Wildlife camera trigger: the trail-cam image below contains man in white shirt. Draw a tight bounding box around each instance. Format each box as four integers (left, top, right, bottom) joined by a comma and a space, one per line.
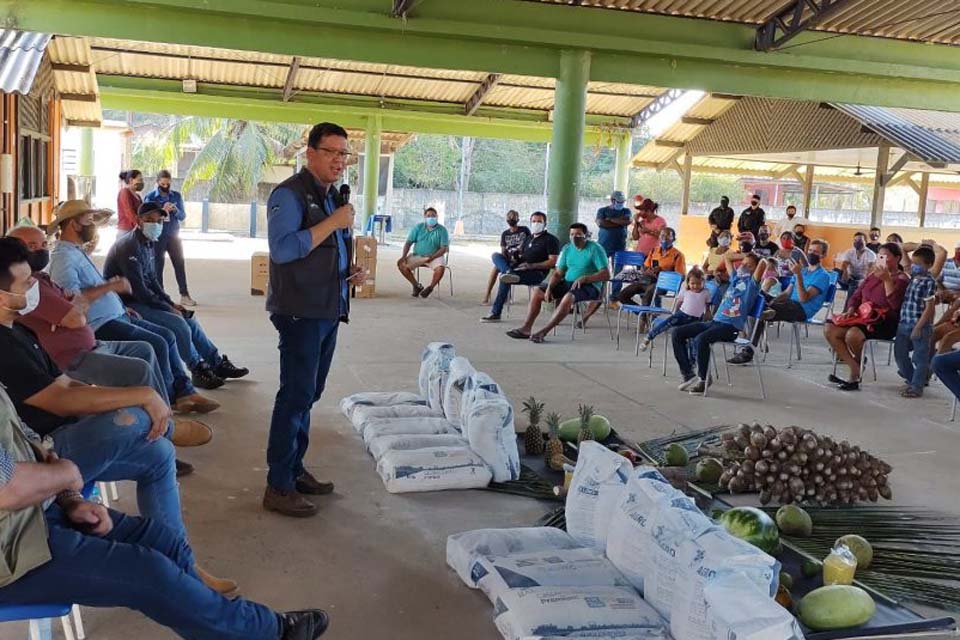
772, 205, 810, 239
837, 231, 876, 292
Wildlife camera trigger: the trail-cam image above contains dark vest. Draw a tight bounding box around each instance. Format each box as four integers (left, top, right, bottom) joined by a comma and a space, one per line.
266, 169, 352, 321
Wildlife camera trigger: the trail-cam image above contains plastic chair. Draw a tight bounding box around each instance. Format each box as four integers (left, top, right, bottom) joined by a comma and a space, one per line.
414, 253, 454, 296
784, 277, 840, 367
616, 270, 684, 355
831, 337, 894, 386
704, 294, 767, 399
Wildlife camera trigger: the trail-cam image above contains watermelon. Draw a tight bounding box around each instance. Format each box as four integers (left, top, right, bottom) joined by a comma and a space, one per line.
558, 414, 612, 442
717, 506, 781, 555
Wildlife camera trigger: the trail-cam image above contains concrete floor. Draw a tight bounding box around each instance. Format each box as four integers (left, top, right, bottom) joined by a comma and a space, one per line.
3, 233, 960, 639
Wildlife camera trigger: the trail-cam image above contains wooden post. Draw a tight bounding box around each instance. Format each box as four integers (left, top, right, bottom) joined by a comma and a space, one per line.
680, 151, 692, 215
918, 172, 930, 228
802, 164, 815, 216
870, 144, 890, 228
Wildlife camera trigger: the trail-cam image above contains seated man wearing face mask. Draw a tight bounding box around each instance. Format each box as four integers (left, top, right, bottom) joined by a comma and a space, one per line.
482, 211, 559, 322
727, 239, 833, 365
396, 207, 449, 299
103, 202, 249, 387
505, 223, 609, 343
752, 224, 779, 259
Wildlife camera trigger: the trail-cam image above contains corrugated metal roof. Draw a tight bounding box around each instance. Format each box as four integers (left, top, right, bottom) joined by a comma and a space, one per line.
632, 93, 740, 165
527, 0, 960, 46
47, 36, 102, 125
0, 30, 51, 95
832, 104, 960, 164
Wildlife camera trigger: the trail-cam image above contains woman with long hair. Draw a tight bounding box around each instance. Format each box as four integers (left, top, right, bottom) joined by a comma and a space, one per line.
117, 169, 144, 233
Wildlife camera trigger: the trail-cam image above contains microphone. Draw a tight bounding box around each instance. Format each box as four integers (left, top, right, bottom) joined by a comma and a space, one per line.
338, 184, 351, 206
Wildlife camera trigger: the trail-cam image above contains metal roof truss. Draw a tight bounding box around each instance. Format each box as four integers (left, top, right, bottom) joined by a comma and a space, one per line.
756, 0, 858, 51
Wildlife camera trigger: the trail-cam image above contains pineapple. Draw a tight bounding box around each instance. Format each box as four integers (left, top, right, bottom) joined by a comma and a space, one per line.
577, 404, 596, 446
522, 396, 546, 456
545, 412, 565, 470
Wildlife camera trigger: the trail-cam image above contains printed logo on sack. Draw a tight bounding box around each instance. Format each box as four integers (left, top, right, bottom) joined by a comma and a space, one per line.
584, 597, 605, 609
470, 563, 489, 583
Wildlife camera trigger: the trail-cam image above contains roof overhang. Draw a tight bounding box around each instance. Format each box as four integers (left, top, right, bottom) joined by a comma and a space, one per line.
0, 30, 51, 95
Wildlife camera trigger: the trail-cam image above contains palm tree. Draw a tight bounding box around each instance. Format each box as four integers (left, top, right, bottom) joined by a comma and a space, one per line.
130, 115, 307, 201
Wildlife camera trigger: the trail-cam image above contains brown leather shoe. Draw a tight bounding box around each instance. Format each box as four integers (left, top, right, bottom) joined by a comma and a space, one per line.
195, 565, 238, 595
170, 419, 213, 447
263, 487, 318, 518
296, 470, 335, 496
173, 393, 221, 414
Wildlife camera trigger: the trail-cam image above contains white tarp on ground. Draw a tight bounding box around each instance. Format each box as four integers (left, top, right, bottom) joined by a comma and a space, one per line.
376, 446, 492, 493
367, 433, 469, 462
493, 586, 666, 640
565, 442, 632, 550
447, 527, 583, 588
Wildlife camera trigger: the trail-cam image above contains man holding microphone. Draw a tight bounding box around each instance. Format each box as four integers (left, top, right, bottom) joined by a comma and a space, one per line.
264, 122, 365, 518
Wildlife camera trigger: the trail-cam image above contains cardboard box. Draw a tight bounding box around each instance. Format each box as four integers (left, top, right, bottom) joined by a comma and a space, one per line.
353, 236, 378, 299
251, 252, 269, 296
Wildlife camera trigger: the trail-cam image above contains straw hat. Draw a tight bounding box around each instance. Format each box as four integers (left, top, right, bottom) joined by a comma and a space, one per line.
47, 200, 113, 234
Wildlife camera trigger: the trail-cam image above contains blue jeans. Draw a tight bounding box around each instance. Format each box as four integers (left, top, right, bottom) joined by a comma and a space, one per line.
268, 315, 340, 491
133, 304, 220, 370
491, 252, 512, 274
66, 340, 168, 404
648, 310, 699, 341
155, 231, 190, 296
96, 316, 196, 400
895, 323, 933, 392
933, 350, 960, 400
0, 506, 280, 639
490, 270, 547, 316
51, 408, 184, 538
672, 321, 740, 381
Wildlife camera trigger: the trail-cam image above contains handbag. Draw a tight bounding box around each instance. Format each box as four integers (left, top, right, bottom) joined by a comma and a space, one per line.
831, 302, 888, 331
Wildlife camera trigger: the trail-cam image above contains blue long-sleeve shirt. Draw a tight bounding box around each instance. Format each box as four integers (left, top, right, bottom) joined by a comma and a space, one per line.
143, 187, 186, 237
103, 229, 174, 310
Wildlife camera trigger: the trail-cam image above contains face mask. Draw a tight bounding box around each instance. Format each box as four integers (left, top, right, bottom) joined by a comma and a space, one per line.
159, 185, 170, 194
570, 235, 586, 247
531, 222, 545, 234
870, 234, 880, 241
781, 238, 794, 250
806, 252, 821, 266
720, 199, 729, 207
853, 239, 865, 250
1, 280, 40, 316
718, 236, 731, 248
795, 230, 806, 238
786, 211, 796, 219
740, 243, 753, 253
425, 217, 438, 227
141, 221, 163, 241
612, 202, 625, 211
911, 264, 927, 276
660, 240, 673, 251
27, 249, 49, 272
738, 265, 752, 278
751, 202, 759, 209
134, 182, 144, 192
74, 221, 97, 244
506, 217, 519, 226
758, 232, 769, 242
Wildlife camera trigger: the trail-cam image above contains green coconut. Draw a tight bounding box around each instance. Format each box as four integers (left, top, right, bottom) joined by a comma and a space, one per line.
695, 457, 723, 483
836, 534, 873, 570
776, 504, 814, 537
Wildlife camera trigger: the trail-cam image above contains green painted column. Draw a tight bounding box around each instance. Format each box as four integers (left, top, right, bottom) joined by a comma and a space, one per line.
613, 131, 632, 195
547, 49, 591, 235
78, 127, 94, 176
363, 115, 382, 227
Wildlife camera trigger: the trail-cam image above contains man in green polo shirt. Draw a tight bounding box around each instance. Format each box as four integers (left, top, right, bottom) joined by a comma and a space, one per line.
506, 222, 610, 343
397, 207, 450, 299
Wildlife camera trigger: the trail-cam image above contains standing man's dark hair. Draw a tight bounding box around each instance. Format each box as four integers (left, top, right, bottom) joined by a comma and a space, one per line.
263, 121, 358, 524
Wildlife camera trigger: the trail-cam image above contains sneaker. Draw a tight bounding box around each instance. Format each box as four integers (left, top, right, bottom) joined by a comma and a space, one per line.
499, 273, 521, 285
688, 378, 709, 393
638, 338, 651, 352
173, 393, 220, 414
481, 314, 502, 323
281, 609, 330, 639
214, 354, 249, 380
411, 283, 424, 297
296, 470, 335, 496
170, 418, 213, 447
677, 376, 699, 391
727, 351, 754, 365
192, 366, 225, 390
263, 486, 319, 518
175, 459, 195, 478
180, 294, 198, 307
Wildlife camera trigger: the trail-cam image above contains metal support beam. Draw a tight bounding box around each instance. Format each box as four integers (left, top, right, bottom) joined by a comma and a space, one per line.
871, 144, 890, 228
802, 164, 815, 215
547, 49, 590, 236
630, 89, 683, 128
281, 56, 300, 102
918, 172, 930, 227
464, 73, 501, 116
614, 131, 632, 195
391, 0, 415, 19
363, 115, 381, 227
756, 0, 858, 52
680, 152, 693, 216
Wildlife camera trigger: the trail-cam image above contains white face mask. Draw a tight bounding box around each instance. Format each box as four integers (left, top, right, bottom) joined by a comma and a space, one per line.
530, 221, 545, 234
718, 236, 731, 248
1, 280, 39, 316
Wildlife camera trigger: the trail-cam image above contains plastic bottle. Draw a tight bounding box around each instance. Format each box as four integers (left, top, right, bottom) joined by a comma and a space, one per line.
823, 543, 858, 585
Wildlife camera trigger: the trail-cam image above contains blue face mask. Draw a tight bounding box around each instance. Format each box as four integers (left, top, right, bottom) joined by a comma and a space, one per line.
911, 263, 927, 276
612, 202, 625, 211
425, 217, 438, 227
141, 221, 163, 241
660, 240, 672, 251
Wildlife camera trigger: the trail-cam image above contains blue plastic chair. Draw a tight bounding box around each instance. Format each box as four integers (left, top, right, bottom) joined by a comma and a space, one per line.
704, 294, 767, 399
616, 270, 684, 355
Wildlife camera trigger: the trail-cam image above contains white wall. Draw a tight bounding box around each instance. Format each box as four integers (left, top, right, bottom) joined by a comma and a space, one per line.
60, 124, 127, 210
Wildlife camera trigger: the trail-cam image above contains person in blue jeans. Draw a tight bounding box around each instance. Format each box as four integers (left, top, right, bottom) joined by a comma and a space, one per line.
933, 350, 960, 404
482, 211, 560, 322
482, 210, 530, 305
103, 202, 249, 390
264, 122, 365, 518
672, 251, 765, 394
143, 169, 196, 307
895, 245, 941, 398
47, 201, 219, 410
639, 269, 710, 352
0, 389, 330, 639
